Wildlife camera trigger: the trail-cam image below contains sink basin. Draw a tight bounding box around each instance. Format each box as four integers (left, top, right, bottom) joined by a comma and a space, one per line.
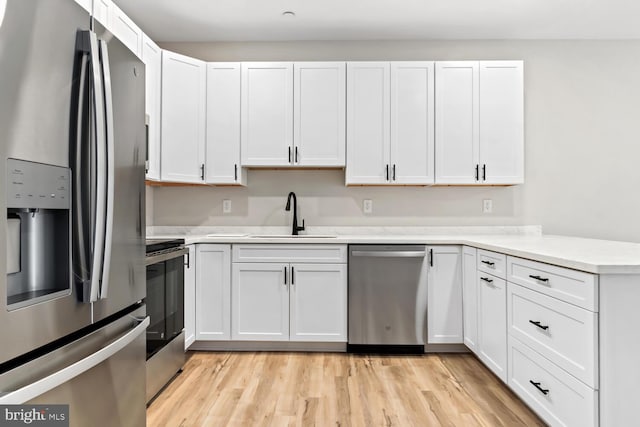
249, 234, 337, 239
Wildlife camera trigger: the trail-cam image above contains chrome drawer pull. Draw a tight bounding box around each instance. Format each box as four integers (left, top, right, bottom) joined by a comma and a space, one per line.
480, 277, 493, 283
481, 260, 495, 266
529, 274, 549, 282
529, 320, 550, 331
529, 380, 550, 395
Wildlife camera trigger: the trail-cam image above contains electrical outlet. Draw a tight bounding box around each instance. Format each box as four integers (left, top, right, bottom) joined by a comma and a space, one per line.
222, 199, 232, 214
363, 199, 373, 214
483, 199, 493, 214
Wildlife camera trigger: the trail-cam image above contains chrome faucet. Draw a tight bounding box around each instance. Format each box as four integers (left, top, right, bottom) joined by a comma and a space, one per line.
285, 192, 305, 236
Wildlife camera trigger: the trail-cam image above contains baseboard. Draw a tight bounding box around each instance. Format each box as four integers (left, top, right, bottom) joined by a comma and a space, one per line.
189, 341, 348, 352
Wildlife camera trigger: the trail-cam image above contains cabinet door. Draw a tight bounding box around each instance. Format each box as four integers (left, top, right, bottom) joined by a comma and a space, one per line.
478, 274, 507, 382
109, 3, 142, 57
195, 244, 231, 341
184, 245, 196, 349
435, 61, 480, 184
93, 0, 111, 27
232, 263, 289, 341
479, 61, 524, 184
346, 62, 391, 184
206, 63, 244, 185
161, 50, 206, 183
74, 0, 92, 13
427, 246, 463, 344
141, 35, 161, 181
241, 62, 293, 166
293, 62, 346, 167
390, 62, 435, 184
462, 246, 478, 352
289, 263, 347, 342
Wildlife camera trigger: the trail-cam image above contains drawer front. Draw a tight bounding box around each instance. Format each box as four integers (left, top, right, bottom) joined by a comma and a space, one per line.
507, 256, 598, 311
477, 249, 507, 279
508, 337, 597, 427
508, 283, 598, 388
233, 244, 347, 263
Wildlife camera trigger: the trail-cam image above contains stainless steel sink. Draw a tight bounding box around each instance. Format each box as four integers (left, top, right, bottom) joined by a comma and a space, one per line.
249, 234, 337, 238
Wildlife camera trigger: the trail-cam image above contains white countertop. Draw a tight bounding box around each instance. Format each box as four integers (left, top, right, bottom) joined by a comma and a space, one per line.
147, 226, 640, 275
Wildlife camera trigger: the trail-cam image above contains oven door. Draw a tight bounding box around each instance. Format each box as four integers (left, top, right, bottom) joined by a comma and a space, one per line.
145, 248, 187, 359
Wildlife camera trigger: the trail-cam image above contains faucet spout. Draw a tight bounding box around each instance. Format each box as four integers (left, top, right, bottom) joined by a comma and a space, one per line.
285, 192, 305, 235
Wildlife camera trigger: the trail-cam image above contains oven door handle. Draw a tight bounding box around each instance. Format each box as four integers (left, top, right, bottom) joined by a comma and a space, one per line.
0, 317, 149, 404
145, 247, 189, 266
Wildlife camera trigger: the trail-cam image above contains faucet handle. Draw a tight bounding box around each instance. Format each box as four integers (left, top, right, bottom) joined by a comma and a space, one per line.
299, 219, 305, 231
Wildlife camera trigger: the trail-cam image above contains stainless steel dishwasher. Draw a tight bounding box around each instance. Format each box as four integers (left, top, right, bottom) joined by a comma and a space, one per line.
348, 245, 428, 353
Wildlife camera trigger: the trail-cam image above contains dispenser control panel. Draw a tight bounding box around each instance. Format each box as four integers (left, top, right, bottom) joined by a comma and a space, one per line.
6, 158, 70, 209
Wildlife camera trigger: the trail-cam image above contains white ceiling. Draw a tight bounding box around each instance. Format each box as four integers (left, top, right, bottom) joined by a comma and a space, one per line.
115, 0, 640, 42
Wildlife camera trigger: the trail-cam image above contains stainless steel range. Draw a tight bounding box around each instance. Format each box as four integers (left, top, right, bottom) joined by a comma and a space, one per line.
145, 238, 188, 403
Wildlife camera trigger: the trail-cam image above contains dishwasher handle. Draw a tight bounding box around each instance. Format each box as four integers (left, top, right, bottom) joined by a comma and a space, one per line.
351, 250, 426, 258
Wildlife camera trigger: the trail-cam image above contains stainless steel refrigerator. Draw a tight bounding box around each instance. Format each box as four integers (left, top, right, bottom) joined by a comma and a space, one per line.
0, 0, 147, 425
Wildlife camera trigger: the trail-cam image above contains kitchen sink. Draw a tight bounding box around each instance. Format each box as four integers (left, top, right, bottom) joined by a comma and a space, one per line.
249, 234, 337, 238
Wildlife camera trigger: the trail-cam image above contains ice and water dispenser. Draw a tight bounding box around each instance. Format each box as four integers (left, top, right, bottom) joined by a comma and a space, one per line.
6, 158, 71, 309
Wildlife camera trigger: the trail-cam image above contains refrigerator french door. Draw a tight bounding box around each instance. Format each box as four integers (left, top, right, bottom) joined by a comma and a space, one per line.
0, 0, 147, 423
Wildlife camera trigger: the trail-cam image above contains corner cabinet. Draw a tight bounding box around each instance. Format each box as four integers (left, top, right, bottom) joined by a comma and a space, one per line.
160, 50, 207, 183
231, 245, 348, 342
427, 246, 463, 344
205, 63, 246, 185
346, 61, 435, 185
435, 61, 523, 185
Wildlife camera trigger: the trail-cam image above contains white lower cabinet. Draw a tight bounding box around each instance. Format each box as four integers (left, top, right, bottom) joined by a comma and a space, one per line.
231, 245, 348, 342
231, 262, 290, 341
427, 246, 463, 344
289, 263, 347, 342
184, 245, 196, 349
195, 245, 231, 341
508, 336, 597, 427
462, 246, 478, 352
477, 273, 507, 382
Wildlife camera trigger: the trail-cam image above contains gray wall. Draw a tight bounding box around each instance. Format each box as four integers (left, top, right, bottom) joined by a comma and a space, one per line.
151, 40, 640, 243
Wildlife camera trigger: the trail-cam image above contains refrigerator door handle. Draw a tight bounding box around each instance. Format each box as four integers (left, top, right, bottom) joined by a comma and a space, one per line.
0, 317, 150, 404
99, 39, 115, 300
87, 30, 107, 304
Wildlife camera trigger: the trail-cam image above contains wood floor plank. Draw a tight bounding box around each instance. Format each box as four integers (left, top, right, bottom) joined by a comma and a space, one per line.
147, 352, 544, 427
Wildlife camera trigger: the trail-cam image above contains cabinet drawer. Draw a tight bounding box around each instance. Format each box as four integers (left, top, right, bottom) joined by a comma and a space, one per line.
508, 337, 597, 427
477, 249, 506, 279
507, 256, 598, 311
508, 283, 598, 388
232, 244, 347, 263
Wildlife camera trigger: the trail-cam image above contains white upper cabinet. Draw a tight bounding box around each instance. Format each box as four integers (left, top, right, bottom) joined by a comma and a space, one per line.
74, 0, 91, 13
93, 0, 111, 27
241, 62, 293, 166
479, 61, 524, 184
141, 35, 161, 181
435, 60, 524, 185
346, 62, 391, 184
293, 62, 346, 167
160, 50, 207, 183
427, 246, 463, 344
435, 61, 480, 184
109, 3, 142, 57
206, 63, 245, 185
347, 62, 434, 185
390, 62, 435, 184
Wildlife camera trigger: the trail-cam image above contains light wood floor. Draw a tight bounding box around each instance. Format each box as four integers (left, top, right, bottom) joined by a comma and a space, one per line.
147, 351, 544, 427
